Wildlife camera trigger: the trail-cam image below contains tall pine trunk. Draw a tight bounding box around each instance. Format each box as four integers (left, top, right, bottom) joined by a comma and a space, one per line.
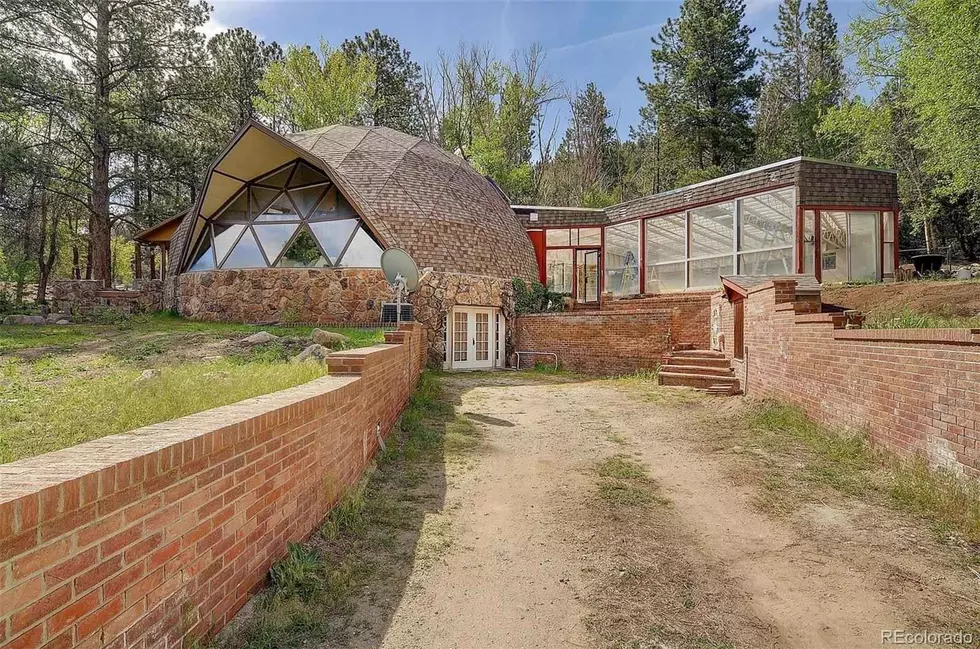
89, 0, 112, 287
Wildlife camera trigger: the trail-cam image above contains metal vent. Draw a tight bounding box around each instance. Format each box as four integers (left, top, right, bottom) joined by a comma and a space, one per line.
380, 302, 414, 324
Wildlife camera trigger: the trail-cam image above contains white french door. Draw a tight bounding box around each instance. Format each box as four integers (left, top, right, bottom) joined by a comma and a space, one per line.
449, 307, 498, 370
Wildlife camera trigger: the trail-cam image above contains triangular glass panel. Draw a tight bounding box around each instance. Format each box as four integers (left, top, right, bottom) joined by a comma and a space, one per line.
309, 219, 358, 261
254, 193, 300, 222
250, 186, 279, 218
220, 227, 266, 268
309, 188, 358, 221
256, 165, 293, 188
278, 228, 329, 268
188, 231, 215, 271
254, 223, 299, 264
289, 186, 327, 219
336, 226, 383, 268
287, 162, 328, 188
213, 190, 248, 223
213, 223, 245, 266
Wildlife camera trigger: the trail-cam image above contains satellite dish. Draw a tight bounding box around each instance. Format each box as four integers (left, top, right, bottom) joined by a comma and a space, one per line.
380, 248, 420, 325
381, 248, 420, 292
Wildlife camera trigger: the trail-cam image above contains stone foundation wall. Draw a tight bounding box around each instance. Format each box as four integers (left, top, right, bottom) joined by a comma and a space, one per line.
52, 280, 165, 317
409, 272, 516, 366
177, 269, 393, 325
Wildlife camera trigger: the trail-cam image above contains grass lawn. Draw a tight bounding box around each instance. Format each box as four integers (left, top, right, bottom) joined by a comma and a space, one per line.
0, 313, 385, 464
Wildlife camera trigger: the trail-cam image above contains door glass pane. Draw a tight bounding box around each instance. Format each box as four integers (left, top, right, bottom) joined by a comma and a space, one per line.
804, 210, 815, 276
309, 219, 358, 261
546, 249, 573, 293
576, 249, 599, 303
647, 262, 686, 292
254, 224, 299, 264
214, 190, 249, 223
739, 248, 794, 275
690, 202, 734, 258
821, 211, 848, 282
337, 226, 383, 267
278, 228, 328, 267
221, 228, 266, 268
848, 212, 879, 281
689, 255, 733, 289
604, 220, 640, 297
546, 229, 570, 247
453, 311, 468, 362
213, 223, 245, 266
476, 312, 489, 361
254, 193, 300, 222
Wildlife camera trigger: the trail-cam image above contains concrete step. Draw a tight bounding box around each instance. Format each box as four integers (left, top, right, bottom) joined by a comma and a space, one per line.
705, 383, 742, 396
659, 371, 739, 391
661, 355, 732, 369
658, 364, 734, 377
673, 342, 697, 351
669, 349, 727, 359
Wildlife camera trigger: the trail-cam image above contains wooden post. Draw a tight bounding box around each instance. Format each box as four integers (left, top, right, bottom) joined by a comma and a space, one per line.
134, 242, 143, 280
161, 246, 168, 281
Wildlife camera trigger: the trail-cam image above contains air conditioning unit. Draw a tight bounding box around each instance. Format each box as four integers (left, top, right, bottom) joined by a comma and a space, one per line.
380, 302, 414, 324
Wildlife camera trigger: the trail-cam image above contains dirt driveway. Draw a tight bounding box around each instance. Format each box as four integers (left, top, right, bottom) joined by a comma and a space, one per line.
365, 373, 978, 649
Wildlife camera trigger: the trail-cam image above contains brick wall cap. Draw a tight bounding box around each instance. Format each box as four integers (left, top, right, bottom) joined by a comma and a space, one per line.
834, 328, 980, 345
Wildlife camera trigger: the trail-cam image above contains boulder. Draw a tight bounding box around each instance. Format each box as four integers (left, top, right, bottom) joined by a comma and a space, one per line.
46, 313, 68, 323
311, 328, 350, 348
55, 319, 71, 325
291, 343, 330, 363
135, 369, 160, 382
241, 331, 279, 346
2, 315, 46, 326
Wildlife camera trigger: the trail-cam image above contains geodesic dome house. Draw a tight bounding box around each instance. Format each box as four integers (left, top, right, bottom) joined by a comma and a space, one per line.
161, 120, 537, 369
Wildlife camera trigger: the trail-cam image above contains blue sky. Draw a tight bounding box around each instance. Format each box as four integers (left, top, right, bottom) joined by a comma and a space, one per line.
207, 0, 874, 139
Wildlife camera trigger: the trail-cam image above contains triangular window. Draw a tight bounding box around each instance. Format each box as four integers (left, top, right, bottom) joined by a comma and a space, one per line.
278, 228, 328, 267
290, 186, 327, 219
254, 223, 299, 264
336, 226, 383, 268
221, 228, 266, 268
213, 190, 248, 223
250, 186, 279, 218
256, 165, 293, 188
213, 223, 245, 266
309, 219, 358, 261
254, 193, 299, 222
189, 230, 215, 271
288, 162, 328, 188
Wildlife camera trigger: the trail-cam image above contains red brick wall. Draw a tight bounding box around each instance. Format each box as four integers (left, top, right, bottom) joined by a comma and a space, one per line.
712, 282, 980, 478
598, 292, 713, 350
0, 323, 426, 649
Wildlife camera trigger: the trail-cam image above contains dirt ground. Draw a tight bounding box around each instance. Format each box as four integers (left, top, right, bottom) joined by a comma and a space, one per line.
350, 373, 979, 649
822, 279, 980, 318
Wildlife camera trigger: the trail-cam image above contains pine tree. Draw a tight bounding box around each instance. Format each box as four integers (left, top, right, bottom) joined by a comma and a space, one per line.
548, 83, 618, 205
757, 0, 843, 160
639, 0, 760, 176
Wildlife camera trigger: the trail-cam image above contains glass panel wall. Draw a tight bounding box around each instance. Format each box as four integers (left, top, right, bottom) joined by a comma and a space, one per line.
645, 214, 686, 292
604, 220, 640, 297
820, 211, 849, 282
882, 211, 896, 276
689, 202, 734, 289
188, 160, 383, 270
738, 188, 794, 275
848, 212, 879, 281
546, 249, 573, 293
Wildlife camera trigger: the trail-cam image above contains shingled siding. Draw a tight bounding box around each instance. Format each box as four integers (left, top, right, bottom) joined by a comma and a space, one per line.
513, 293, 711, 375
0, 324, 426, 649
712, 282, 979, 479
798, 160, 899, 208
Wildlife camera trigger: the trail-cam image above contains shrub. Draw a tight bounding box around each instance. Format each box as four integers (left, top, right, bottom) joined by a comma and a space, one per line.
512, 278, 565, 314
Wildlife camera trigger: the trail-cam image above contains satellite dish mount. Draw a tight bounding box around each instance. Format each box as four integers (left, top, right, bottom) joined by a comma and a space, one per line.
380, 248, 420, 325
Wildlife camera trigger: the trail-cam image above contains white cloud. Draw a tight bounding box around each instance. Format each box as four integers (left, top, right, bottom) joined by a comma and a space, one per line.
199, 16, 229, 40
547, 23, 660, 56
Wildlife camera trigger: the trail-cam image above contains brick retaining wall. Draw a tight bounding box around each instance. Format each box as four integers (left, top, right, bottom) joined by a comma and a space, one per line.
712, 281, 980, 478
513, 293, 711, 375
0, 323, 425, 649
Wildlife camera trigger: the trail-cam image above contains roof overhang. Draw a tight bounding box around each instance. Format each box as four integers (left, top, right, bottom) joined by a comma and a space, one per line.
135, 210, 188, 246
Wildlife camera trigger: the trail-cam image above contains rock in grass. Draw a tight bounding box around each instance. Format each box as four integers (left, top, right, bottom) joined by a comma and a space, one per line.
55, 320, 71, 325
311, 328, 349, 348
135, 369, 160, 382
292, 343, 330, 363
241, 331, 279, 346
3, 315, 46, 325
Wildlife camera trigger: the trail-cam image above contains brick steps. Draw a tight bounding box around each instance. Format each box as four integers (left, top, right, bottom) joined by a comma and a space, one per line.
659, 346, 740, 395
